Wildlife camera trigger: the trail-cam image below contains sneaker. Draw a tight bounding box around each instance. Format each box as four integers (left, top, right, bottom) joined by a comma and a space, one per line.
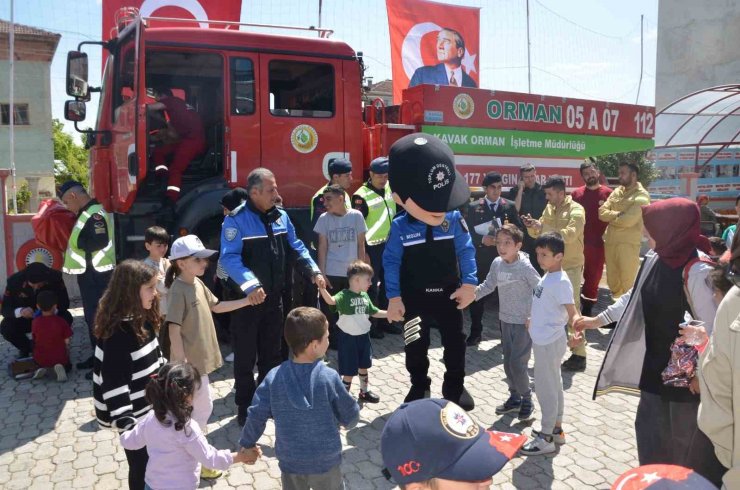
517, 398, 535, 420
358, 390, 380, 403
54, 364, 67, 382
76, 356, 94, 370
32, 368, 47, 380
495, 396, 522, 415
200, 467, 223, 480
225, 352, 234, 362
552, 427, 566, 445
519, 431, 556, 456
561, 354, 586, 372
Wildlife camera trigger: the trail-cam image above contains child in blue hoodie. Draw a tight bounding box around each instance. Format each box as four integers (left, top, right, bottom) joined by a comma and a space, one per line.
239, 307, 360, 490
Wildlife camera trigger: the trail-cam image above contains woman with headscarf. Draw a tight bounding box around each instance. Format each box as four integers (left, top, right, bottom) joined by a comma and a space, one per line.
576, 197, 726, 486
698, 232, 740, 489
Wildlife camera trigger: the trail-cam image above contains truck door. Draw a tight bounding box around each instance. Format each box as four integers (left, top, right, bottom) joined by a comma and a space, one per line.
226, 55, 261, 187
108, 20, 145, 211
259, 55, 346, 206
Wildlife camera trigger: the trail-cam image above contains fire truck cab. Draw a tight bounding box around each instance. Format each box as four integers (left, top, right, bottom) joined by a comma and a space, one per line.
65, 15, 364, 258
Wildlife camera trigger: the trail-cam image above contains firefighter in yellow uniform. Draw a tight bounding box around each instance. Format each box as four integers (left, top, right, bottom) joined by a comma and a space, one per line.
59, 180, 116, 378
524, 176, 586, 371
352, 157, 398, 338
598, 162, 650, 299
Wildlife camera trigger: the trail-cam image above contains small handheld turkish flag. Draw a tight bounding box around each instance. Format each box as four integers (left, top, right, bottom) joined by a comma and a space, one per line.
386, 0, 480, 103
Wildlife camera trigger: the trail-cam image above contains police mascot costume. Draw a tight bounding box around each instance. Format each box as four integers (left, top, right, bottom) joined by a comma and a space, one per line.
383, 133, 477, 410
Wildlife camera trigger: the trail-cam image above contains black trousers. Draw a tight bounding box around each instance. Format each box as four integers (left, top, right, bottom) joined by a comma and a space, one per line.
124, 446, 148, 490
77, 269, 112, 348
232, 294, 284, 408
1, 310, 74, 356
469, 262, 498, 339
367, 243, 389, 328
404, 288, 467, 401
635, 391, 726, 487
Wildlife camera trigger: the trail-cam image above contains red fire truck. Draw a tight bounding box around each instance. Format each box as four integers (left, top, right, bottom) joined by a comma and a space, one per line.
63, 14, 654, 260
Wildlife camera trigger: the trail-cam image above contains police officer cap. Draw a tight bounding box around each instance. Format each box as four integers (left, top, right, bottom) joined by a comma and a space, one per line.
328, 158, 352, 176
369, 157, 389, 174
482, 172, 502, 187
220, 187, 249, 212
57, 180, 86, 198
388, 133, 470, 213
25, 262, 52, 284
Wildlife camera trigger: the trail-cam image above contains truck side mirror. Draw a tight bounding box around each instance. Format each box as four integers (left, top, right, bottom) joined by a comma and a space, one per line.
64, 100, 87, 122
66, 51, 90, 101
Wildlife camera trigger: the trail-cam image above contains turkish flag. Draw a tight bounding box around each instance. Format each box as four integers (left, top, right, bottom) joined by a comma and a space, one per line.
386, 0, 480, 103
102, 0, 243, 40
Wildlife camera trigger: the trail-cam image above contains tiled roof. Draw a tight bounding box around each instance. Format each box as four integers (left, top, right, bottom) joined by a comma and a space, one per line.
0, 19, 61, 39
370, 79, 393, 93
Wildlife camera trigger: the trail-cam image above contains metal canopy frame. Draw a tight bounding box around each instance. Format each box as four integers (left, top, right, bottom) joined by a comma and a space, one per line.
655, 84, 740, 171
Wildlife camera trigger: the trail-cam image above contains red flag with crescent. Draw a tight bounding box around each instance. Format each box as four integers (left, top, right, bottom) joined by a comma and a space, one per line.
386, 0, 480, 103
103, 0, 242, 40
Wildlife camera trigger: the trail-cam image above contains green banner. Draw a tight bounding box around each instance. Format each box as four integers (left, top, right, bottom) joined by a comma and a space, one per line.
421, 125, 654, 158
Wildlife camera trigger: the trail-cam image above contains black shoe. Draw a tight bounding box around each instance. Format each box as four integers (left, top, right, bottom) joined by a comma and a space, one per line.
383, 322, 403, 335
561, 354, 586, 372
466, 335, 481, 347
369, 327, 385, 339
76, 356, 94, 370
237, 405, 247, 427
404, 384, 431, 403
581, 298, 595, 317
84, 370, 93, 380
358, 390, 381, 403
457, 388, 475, 411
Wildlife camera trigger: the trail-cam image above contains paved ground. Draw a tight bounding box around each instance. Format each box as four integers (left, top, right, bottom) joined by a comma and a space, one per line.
0, 292, 639, 489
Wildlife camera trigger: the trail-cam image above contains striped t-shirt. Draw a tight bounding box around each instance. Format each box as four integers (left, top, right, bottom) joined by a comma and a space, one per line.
92, 321, 165, 431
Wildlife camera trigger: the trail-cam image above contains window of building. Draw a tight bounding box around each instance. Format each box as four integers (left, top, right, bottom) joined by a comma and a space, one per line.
231, 58, 255, 115
269, 61, 334, 118
1, 104, 30, 125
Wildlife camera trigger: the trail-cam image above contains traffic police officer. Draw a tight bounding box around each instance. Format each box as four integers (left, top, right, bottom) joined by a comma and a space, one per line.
220, 168, 325, 425
384, 133, 477, 411
59, 180, 115, 375
466, 172, 523, 346
352, 156, 399, 338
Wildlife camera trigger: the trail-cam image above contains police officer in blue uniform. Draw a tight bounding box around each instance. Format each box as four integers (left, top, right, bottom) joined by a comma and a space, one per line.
220, 168, 326, 425
466, 172, 524, 346
384, 133, 477, 411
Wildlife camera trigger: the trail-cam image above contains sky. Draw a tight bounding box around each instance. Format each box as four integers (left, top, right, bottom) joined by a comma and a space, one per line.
0, 0, 659, 137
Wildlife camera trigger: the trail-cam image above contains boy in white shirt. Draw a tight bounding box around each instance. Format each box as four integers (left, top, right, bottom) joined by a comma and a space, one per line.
520, 232, 581, 456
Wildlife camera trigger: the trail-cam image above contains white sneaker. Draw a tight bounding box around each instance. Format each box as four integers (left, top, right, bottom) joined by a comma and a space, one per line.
54, 364, 67, 382
225, 352, 234, 362
519, 431, 556, 456
32, 368, 47, 380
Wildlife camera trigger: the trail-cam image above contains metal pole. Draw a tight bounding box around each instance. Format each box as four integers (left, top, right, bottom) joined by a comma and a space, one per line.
636, 14, 644, 104
526, 0, 532, 94
318, 0, 322, 29
9, 0, 17, 214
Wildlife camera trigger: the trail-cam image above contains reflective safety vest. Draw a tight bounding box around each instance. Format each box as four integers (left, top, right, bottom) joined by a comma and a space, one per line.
354, 183, 396, 246
63, 203, 116, 275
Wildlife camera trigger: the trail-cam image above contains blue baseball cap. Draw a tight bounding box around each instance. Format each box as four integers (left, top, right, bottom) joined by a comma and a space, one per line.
381, 399, 526, 485
370, 157, 389, 174
328, 158, 352, 176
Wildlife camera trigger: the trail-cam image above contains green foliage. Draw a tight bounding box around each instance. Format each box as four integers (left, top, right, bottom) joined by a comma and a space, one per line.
592, 150, 659, 187
52, 119, 89, 187
6, 181, 30, 214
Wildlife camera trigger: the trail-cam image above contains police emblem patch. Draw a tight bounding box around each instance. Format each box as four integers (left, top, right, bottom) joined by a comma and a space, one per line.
224, 228, 238, 241
440, 219, 450, 232
440, 402, 479, 439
